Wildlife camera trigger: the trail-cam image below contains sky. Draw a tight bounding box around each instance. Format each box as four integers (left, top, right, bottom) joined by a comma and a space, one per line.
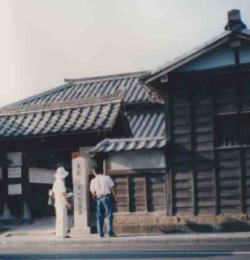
0, 0, 249, 107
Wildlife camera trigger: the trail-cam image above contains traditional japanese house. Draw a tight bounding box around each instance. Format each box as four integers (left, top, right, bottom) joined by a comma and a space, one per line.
0, 71, 165, 233
88, 9, 250, 233
1, 9, 249, 234
141, 9, 250, 227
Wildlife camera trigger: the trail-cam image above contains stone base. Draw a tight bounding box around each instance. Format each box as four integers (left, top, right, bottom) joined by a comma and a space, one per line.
70, 226, 91, 236
113, 213, 250, 234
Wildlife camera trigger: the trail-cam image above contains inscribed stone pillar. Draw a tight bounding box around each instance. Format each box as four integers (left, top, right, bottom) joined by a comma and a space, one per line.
70, 147, 92, 235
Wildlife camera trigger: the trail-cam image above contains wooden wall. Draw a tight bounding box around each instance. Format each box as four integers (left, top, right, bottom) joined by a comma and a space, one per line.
111, 173, 167, 213
167, 69, 250, 216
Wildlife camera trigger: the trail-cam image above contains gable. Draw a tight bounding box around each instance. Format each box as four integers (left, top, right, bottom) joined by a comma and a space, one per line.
177, 39, 250, 72
176, 44, 235, 72
143, 30, 250, 84
240, 42, 250, 64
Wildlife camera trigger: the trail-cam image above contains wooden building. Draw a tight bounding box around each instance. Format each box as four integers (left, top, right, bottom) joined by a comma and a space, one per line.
0, 71, 165, 234
90, 10, 250, 233
141, 10, 250, 226
1, 9, 250, 234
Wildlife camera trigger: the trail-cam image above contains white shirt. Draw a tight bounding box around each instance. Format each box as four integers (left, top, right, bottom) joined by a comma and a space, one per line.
90, 175, 114, 196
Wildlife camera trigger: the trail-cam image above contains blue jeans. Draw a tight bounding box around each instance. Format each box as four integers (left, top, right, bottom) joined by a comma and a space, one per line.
96, 194, 113, 236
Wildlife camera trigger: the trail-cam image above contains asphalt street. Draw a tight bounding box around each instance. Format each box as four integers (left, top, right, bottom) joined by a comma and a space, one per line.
0, 251, 250, 259
1, 243, 250, 259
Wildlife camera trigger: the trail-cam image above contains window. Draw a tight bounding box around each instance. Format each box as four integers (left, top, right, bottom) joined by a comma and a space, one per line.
214, 114, 250, 147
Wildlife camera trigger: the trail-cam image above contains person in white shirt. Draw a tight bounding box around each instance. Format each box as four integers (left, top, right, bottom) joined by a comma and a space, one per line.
90, 163, 116, 238
52, 167, 71, 238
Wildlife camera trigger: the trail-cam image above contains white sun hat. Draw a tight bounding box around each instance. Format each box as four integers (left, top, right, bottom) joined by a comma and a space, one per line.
55, 167, 69, 179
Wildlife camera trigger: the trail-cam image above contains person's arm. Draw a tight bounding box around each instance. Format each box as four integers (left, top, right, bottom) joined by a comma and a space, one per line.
110, 187, 117, 202
62, 192, 71, 209
91, 191, 97, 200
107, 176, 116, 202
90, 179, 97, 200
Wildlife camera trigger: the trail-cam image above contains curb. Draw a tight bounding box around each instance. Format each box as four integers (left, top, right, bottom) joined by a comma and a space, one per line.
1, 232, 250, 248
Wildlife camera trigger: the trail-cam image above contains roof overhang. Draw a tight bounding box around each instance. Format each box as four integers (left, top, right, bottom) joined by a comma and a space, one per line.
88, 137, 167, 157
0, 96, 124, 140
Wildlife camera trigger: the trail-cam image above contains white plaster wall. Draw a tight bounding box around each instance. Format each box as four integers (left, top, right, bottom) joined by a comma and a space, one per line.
177, 46, 235, 72
109, 149, 165, 171
240, 45, 250, 64
29, 167, 55, 184
7, 152, 22, 166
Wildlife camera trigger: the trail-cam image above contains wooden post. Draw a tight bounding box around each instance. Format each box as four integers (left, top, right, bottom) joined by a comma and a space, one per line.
164, 82, 174, 216
209, 77, 219, 215
22, 152, 31, 221
0, 160, 14, 220
189, 83, 197, 216
167, 168, 173, 216
127, 176, 131, 212
144, 176, 148, 212
237, 72, 246, 214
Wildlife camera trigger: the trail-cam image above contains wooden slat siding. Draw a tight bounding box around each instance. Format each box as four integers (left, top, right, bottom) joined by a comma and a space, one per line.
238, 74, 246, 214
145, 176, 149, 212
214, 75, 240, 214
22, 152, 31, 219
127, 176, 131, 212
113, 174, 168, 213
241, 73, 250, 111
165, 83, 174, 216
165, 169, 169, 215
189, 83, 197, 216
212, 78, 220, 215
240, 148, 246, 214
215, 75, 238, 114
167, 168, 173, 216
1, 154, 8, 212
148, 175, 166, 211
168, 70, 250, 217
130, 176, 147, 212
113, 176, 129, 212
192, 79, 215, 216
171, 81, 193, 215
244, 149, 250, 213
217, 149, 241, 214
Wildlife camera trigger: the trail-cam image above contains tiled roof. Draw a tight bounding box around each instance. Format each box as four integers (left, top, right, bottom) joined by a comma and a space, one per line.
0, 99, 121, 138
10, 71, 151, 107
127, 109, 165, 138
89, 137, 166, 154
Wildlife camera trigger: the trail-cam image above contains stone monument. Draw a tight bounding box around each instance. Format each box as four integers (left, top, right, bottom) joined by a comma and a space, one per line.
70, 147, 92, 235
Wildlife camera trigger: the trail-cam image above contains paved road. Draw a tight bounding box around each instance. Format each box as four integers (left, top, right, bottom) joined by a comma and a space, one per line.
1, 243, 250, 259
0, 251, 250, 259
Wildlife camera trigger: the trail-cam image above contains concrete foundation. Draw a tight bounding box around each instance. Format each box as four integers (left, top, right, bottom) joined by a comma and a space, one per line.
113, 213, 250, 234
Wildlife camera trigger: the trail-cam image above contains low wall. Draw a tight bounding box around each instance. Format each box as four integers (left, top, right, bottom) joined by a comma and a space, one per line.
113, 212, 250, 234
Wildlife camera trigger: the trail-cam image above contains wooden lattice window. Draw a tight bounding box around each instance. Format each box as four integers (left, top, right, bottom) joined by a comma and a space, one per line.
214, 114, 250, 147
112, 174, 166, 213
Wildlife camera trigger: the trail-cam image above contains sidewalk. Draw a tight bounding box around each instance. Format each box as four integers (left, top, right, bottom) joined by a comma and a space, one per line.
1, 230, 250, 248
1, 216, 250, 248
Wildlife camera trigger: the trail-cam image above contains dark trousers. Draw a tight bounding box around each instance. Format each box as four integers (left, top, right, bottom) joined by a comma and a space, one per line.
96, 194, 113, 236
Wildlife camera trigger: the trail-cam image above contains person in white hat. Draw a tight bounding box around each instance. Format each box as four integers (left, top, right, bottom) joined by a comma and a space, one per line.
52, 167, 71, 238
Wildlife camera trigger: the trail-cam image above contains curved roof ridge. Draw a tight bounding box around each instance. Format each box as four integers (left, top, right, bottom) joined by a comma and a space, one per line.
105, 136, 166, 142
64, 70, 150, 83
6, 71, 151, 108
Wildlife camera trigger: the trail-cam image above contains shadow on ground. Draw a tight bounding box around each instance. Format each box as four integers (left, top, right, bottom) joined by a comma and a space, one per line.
160, 218, 250, 234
